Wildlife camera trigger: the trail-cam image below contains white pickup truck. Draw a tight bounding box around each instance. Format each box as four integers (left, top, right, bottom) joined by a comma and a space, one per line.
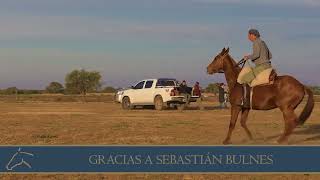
115, 78, 202, 110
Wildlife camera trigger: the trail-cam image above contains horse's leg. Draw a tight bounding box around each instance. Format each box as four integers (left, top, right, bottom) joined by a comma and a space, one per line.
223, 105, 241, 144
240, 109, 253, 140
278, 108, 298, 144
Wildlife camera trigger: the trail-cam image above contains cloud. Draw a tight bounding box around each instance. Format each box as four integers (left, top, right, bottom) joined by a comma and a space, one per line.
305, 0, 320, 6
190, 0, 320, 6
1, 14, 319, 46
0, 1, 319, 88
0, 15, 236, 43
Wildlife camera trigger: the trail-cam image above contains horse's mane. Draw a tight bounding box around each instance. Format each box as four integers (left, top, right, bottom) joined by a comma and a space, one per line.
226, 54, 241, 75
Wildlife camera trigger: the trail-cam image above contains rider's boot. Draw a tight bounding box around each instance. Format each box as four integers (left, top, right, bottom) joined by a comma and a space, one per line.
241, 84, 251, 108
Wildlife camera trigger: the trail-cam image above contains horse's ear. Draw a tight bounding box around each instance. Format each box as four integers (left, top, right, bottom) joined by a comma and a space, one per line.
225, 47, 229, 53
221, 47, 226, 53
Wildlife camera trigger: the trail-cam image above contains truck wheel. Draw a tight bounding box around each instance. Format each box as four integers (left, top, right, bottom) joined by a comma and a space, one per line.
122, 97, 133, 110
154, 96, 165, 111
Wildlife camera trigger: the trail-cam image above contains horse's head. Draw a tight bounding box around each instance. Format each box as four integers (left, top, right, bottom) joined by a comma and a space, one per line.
207, 47, 229, 75
6, 148, 34, 171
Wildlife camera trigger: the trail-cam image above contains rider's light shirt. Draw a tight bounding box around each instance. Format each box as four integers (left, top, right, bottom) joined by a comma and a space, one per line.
248, 38, 272, 66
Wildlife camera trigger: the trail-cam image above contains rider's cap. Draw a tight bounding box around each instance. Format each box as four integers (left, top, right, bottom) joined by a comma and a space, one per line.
248, 29, 260, 37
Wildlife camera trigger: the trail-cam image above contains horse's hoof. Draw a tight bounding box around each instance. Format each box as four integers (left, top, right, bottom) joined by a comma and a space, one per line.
223, 140, 231, 145
277, 138, 288, 144
248, 138, 255, 143
272, 140, 278, 144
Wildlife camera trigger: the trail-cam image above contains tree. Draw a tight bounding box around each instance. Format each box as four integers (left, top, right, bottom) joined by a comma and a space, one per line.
4, 87, 18, 95
46, 82, 64, 94
102, 86, 116, 93
205, 83, 219, 95
65, 69, 102, 95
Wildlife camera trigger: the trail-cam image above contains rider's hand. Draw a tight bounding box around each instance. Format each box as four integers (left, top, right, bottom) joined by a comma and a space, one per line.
243, 54, 250, 60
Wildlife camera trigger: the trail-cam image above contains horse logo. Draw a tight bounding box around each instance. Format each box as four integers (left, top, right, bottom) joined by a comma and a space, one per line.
6, 148, 34, 171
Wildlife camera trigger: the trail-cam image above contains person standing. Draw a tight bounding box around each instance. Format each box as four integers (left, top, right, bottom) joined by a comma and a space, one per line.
222, 83, 229, 108
192, 82, 201, 97
193, 82, 203, 110
179, 80, 191, 104
218, 83, 226, 109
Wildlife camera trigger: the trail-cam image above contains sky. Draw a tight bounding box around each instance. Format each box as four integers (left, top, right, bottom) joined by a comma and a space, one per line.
0, 0, 319, 89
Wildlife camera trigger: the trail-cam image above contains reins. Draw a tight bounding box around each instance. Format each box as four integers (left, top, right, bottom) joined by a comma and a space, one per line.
235, 58, 246, 69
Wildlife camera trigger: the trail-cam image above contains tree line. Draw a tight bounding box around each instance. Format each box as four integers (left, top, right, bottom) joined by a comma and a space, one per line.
0, 69, 117, 95
0, 69, 320, 95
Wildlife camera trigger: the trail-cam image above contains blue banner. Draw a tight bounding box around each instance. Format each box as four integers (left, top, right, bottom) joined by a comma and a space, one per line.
0, 146, 319, 173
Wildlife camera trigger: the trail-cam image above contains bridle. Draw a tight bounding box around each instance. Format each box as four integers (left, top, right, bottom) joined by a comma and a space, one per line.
210, 53, 247, 74
214, 53, 229, 73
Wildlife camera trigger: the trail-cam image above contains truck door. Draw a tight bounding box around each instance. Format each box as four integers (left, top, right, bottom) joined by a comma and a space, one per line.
130, 81, 145, 104
141, 80, 155, 104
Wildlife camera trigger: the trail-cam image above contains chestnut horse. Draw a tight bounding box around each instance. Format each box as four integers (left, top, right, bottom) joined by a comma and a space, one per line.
207, 48, 314, 144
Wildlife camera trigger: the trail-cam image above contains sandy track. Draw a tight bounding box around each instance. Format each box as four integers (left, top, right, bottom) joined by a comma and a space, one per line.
0, 101, 319, 179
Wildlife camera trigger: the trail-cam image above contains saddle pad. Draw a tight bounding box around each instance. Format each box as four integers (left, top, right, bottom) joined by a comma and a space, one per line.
237, 66, 251, 84
250, 68, 273, 87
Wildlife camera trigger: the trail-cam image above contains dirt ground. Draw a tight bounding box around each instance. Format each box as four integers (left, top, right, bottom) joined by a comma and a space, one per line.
0, 99, 319, 179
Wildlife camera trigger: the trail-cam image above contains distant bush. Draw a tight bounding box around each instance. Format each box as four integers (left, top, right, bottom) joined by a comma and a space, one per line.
0, 87, 43, 95
309, 86, 320, 95
46, 82, 64, 94
3, 87, 18, 95
18, 89, 43, 94
205, 83, 219, 95
1, 87, 19, 95
102, 86, 116, 93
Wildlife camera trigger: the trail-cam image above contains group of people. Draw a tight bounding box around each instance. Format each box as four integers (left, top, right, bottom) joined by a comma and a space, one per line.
178, 80, 229, 109
178, 80, 202, 103
178, 80, 202, 96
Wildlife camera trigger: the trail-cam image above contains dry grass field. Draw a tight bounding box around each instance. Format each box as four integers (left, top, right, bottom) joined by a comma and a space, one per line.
0, 94, 319, 179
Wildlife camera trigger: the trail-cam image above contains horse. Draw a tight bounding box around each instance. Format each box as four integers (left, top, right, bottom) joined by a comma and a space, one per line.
6, 148, 34, 171
207, 47, 314, 144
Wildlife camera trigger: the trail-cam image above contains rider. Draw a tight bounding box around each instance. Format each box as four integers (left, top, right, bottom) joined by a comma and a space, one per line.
241, 29, 273, 107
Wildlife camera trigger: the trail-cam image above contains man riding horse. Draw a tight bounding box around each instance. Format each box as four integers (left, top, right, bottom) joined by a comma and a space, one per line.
207, 32, 314, 144
239, 29, 273, 107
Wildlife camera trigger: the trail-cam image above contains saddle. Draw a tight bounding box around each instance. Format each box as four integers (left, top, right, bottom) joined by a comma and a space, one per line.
239, 68, 277, 108
250, 68, 277, 87
237, 67, 277, 87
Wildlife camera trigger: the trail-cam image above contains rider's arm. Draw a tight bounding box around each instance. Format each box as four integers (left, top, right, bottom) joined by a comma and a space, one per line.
248, 41, 260, 61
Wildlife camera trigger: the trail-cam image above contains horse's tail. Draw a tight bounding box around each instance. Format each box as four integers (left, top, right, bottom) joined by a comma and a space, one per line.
298, 87, 314, 125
